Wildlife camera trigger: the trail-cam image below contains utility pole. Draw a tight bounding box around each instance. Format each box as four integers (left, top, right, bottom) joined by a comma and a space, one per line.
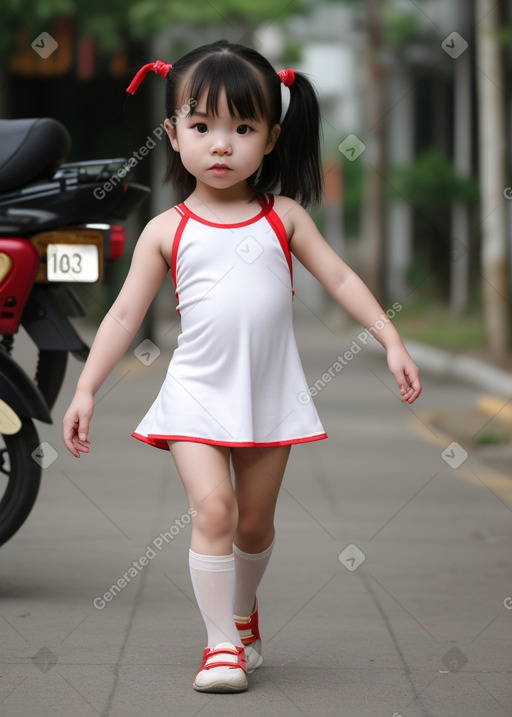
476, 0, 510, 353
450, 0, 472, 316
360, 0, 387, 302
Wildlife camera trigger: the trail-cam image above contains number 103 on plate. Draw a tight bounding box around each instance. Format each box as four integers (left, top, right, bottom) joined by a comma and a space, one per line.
47, 244, 99, 282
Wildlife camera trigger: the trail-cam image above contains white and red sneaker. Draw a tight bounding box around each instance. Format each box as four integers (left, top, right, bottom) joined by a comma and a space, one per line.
193, 642, 248, 693
234, 597, 263, 673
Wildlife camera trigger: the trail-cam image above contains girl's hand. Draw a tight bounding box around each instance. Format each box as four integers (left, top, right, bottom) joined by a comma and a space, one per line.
63, 390, 94, 457
386, 344, 422, 404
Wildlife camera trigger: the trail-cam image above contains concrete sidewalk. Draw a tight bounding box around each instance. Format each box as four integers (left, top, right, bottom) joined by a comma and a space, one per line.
1, 316, 511, 717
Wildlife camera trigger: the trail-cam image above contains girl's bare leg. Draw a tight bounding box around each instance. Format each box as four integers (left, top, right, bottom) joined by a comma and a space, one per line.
232, 444, 290, 552
169, 441, 237, 555
169, 441, 241, 648
231, 445, 291, 617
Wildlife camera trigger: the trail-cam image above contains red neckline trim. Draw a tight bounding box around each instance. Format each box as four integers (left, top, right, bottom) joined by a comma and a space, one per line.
177, 195, 274, 228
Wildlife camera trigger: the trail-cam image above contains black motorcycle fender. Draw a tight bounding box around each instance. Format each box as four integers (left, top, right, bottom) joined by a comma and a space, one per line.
0, 350, 52, 423
21, 285, 90, 360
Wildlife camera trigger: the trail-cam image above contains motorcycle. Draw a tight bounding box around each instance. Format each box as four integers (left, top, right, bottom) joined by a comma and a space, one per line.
0, 116, 150, 546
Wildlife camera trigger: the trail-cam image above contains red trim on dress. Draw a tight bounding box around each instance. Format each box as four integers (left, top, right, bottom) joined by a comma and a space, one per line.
264, 200, 294, 296
170, 209, 189, 316
131, 431, 328, 451
176, 195, 274, 229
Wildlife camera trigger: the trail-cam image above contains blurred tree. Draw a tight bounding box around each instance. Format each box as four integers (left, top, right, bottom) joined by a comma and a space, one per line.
475, 0, 510, 354
323, 0, 418, 302
0, 0, 300, 54
393, 150, 479, 209
360, 0, 386, 301
392, 150, 479, 300
317, 0, 389, 300
0, 0, 301, 114
450, 0, 472, 318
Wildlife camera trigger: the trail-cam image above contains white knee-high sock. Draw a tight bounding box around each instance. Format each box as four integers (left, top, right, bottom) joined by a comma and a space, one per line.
233, 537, 275, 617
188, 550, 241, 648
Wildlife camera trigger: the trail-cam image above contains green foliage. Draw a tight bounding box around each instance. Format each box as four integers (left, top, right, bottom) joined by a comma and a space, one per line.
126, 0, 298, 40
475, 431, 510, 445
492, 26, 512, 45
281, 42, 303, 66
1, 0, 123, 53
336, 145, 480, 239
339, 153, 364, 237
0, 0, 301, 53
382, 6, 417, 47
391, 298, 485, 350
391, 149, 479, 212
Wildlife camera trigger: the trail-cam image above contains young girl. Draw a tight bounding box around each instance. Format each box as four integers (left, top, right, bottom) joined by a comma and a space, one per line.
63, 40, 421, 694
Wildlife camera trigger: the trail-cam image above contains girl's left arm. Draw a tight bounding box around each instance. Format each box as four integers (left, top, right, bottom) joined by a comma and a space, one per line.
283, 199, 421, 404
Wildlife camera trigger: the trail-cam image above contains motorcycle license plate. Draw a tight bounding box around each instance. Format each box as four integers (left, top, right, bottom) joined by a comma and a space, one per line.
47, 244, 99, 282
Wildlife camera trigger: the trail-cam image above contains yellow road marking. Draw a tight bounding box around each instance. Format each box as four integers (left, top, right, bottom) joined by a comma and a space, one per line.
410, 404, 512, 506
477, 395, 512, 424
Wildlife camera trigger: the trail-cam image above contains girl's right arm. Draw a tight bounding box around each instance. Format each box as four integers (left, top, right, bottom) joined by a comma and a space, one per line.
62, 210, 179, 457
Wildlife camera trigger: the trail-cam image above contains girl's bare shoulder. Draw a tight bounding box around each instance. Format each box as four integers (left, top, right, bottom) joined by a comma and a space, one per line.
137, 205, 184, 265
272, 195, 315, 241
144, 205, 183, 238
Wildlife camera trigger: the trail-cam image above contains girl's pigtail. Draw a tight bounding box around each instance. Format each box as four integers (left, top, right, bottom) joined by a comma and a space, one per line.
277, 72, 323, 208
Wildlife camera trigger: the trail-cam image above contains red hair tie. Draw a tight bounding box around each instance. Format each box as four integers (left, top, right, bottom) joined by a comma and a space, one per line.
277, 68, 295, 87
126, 60, 173, 94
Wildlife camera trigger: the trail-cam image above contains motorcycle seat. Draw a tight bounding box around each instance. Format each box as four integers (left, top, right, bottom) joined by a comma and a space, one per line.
0, 117, 71, 193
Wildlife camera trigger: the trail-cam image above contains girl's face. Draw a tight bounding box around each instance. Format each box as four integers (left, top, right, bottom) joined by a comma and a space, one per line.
165, 87, 280, 196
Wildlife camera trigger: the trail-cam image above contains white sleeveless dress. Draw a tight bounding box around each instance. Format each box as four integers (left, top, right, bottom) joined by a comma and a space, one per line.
132, 194, 327, 450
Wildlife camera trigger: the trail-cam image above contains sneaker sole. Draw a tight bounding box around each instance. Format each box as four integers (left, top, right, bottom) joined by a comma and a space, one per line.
193, 677, 248, 693
245, 639, 263, 673
246, 653, 263, 674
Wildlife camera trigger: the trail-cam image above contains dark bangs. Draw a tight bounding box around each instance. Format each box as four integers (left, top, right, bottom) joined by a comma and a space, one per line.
185, 54, 272, 123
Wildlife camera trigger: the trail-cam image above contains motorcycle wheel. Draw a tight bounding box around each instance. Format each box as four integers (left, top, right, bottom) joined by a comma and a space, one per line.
0, 418, 42, 546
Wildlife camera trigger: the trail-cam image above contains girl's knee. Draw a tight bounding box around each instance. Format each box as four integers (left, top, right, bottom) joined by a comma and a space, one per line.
236, 512, 274, 546
192, 495, 238, 542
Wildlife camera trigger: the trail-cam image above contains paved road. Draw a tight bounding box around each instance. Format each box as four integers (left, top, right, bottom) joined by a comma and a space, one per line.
1, 314, 511, 717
